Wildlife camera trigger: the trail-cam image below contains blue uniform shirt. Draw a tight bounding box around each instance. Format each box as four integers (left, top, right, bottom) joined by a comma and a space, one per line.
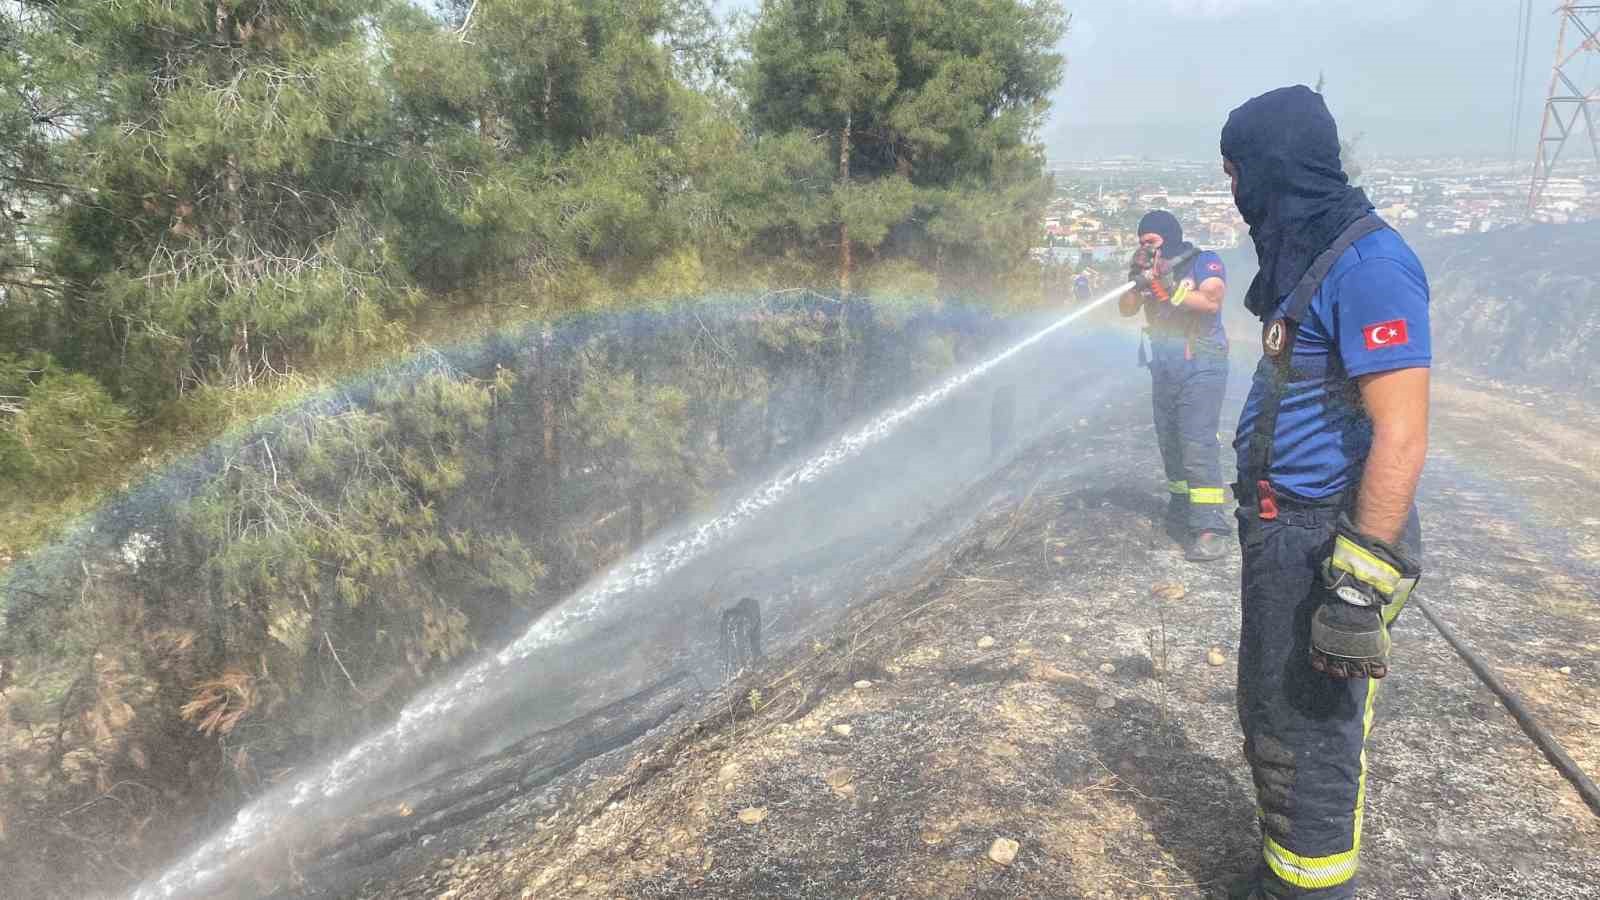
1233, 229, 1431, 500
1146, 250, 1228, 361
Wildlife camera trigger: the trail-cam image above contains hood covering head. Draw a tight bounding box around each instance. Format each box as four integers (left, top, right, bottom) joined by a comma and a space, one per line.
1221, 85, 1373, 319
1136, 209, 1194, 260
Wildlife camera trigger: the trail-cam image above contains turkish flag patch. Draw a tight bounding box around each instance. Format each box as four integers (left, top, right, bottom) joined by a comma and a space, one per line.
1363, 319, 1410, 350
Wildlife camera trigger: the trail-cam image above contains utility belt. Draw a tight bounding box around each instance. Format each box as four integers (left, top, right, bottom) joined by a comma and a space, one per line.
1138, 327, 1225, 367
1233, 477, 1349, 524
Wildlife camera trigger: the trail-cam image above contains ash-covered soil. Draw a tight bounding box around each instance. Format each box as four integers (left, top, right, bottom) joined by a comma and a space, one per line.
305, 364, 1600, 900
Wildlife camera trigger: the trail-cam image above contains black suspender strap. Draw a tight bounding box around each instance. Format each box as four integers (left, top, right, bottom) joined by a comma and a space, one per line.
1245, 214, 1389, 519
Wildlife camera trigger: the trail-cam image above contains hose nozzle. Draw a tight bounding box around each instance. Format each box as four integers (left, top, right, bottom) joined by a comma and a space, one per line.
1165, 247, 1200, 271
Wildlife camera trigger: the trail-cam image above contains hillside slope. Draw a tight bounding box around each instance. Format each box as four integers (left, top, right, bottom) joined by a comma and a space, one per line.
284, 361, 1600, 900
1417, 222, 1600, 392
1213, 221, 1600, 396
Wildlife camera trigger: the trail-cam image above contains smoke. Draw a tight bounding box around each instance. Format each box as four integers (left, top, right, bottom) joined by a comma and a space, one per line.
123, 290, 1141, 898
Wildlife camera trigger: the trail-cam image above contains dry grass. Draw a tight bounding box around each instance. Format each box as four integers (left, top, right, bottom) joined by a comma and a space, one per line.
179, 669, 258, 738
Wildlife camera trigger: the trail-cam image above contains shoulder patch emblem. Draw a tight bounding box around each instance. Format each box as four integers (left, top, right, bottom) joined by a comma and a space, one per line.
1263, 319, 1286, 359
1363, 319, 1410, 350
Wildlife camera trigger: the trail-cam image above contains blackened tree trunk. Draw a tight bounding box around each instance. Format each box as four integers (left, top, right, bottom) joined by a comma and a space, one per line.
629, 315, 646, 548
539, 322, 562, 587
838, 114, 852, 295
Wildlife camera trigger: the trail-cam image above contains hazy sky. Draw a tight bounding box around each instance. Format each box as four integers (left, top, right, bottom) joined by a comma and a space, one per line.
715, 0, 1573, 161
1054, 0, 1565, 160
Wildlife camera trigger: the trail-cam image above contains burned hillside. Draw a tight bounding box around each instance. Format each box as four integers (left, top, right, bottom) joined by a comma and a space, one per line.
1408, 222, 1599, 391
252, 351, 1600, 900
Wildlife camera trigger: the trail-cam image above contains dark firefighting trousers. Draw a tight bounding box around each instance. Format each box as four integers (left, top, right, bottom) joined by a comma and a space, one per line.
1235, 495, 1421, 898
1150, 351, 1229, 536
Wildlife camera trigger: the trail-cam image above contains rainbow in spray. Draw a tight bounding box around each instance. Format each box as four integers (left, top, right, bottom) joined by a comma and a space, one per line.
131, 282, 1133, 898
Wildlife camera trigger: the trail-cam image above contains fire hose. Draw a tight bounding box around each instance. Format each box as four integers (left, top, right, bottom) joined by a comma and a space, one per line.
1415, 598, 1600, 817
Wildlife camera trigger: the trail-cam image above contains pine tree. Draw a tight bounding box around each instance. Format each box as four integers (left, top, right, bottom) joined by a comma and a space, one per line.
743, 0, 1067, 291
16, 1, 402, 410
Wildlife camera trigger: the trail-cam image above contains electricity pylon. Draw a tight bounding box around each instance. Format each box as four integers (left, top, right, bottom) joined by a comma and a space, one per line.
1528, 3, 1600, 217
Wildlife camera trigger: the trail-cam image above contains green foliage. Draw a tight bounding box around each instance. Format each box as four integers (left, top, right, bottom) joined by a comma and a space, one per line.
0, 350, 54, 399
574, 348, 725, 516
0, 360, 132, 484
912, 331, 958, 382
836, 175, 918, 249
0, 2, 1071, 883
444, 0, 677, 151
1, 0, 1064, 436
631, 246, 709, 300
0, 288, 1005, 897
745, 0, 1069, 181
373, 1, 737, 296
755, 305, 832, 359
858, 258, 939, 299
2, 0, 410, 411
923, 164, 1054, 286
175, 365, 541, 713
686, 127, 835, 266
659, 0, 732, 90
742, 0, 1068, 283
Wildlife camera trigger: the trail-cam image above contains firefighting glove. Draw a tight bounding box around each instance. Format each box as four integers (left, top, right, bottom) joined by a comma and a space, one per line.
1127, 248, 1154, 291
1312, 513, 1421, 679
1128, 248, 1179, 303
1133, 252, 1196, 307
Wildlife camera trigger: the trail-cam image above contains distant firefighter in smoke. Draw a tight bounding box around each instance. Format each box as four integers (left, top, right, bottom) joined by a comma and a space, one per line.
1118, 209, 1232, 561
1223, 85, 1430, 900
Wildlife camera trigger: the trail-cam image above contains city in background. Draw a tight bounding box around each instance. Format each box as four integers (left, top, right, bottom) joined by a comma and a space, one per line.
1036, 157, 1600, 279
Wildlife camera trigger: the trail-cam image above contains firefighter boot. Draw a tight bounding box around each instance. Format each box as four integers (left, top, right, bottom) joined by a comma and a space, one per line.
1225, 864, 1295, 900
1226, 877, 1285, 900
1185, 530, 1229, 562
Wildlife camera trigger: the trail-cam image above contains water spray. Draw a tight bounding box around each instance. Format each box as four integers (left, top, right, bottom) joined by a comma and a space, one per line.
497, 281, 1134, 664
133, 282, 1133, 899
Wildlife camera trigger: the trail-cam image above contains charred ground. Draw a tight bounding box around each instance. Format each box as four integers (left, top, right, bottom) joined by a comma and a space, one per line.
298, 365, 1600, 900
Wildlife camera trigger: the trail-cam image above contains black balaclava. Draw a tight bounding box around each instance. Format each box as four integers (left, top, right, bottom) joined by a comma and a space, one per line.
1220, 85, 1373, 320
1136, 209, 1194, 260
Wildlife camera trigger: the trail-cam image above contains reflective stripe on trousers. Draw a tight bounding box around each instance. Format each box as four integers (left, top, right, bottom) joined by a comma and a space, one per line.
1235, 501, 1420, 898
1151, 352, 1229, 533
1261, 678, 1378, 891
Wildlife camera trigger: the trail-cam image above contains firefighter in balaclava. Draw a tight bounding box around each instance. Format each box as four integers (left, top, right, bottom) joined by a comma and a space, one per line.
1222, 85, 1430, 899
1118, 210, 1231, 561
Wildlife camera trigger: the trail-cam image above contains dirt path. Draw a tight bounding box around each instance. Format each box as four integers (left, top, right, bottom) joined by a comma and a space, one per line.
316, 369, 1600, 900
1411, 378, 1600, 820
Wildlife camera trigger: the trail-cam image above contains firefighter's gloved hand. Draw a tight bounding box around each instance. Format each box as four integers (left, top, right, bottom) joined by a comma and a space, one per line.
1128, 248, 1179, 303
1312, 513, 1421, 679
1323, 514, 1421, 611
1128, 249, 1154, 292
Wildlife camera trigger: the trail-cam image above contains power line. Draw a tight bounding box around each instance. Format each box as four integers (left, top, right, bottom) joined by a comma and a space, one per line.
1517, 0, 1535, 146
1509, 0, 1534, 163
1509, 0, 1523, 160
